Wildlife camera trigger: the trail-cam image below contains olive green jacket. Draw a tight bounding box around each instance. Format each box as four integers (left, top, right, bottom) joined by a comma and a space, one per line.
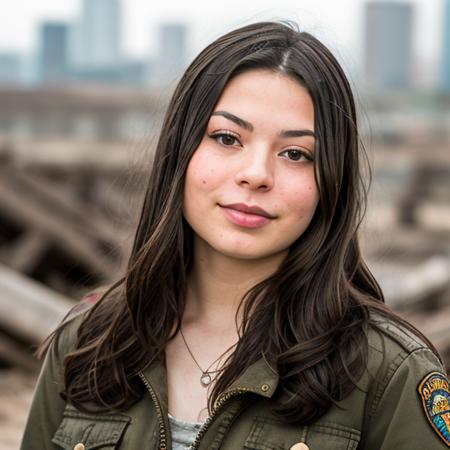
20, 310, 450, 450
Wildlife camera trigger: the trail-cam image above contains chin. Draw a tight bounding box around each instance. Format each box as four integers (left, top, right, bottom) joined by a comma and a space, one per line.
212, 242, 287, 262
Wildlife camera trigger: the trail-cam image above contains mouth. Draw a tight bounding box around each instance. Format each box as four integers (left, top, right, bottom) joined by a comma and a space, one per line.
219, 203, 276, 219
218, 203, 276, 229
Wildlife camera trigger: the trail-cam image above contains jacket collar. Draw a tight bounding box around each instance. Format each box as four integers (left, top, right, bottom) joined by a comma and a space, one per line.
139, 351, 280, 410
223, 353, 279, 398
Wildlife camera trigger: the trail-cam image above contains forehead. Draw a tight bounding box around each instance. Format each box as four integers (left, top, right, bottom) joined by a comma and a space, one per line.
211, 69, 314, 127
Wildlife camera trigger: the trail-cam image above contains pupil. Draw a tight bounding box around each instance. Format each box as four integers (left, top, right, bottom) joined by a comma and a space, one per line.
289, 150, 300, 160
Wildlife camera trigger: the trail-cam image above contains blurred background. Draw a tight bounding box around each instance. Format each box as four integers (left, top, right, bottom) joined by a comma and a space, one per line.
0, 0, 449, 448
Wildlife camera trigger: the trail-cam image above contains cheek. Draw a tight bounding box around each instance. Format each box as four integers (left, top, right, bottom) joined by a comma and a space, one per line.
185, 148, 219, 191
282, 180, 319, 216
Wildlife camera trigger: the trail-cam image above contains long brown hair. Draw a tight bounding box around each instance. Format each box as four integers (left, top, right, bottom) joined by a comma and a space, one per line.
40, 20, 441, 424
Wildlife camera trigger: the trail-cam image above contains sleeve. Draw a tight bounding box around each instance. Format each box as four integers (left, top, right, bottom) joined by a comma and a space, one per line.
363, 347, 450, 449
20, 334, 67, 450
20, 295, 102, 449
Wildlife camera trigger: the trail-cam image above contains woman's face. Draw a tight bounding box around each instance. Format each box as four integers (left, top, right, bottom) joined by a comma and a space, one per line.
183, 69, 319, 261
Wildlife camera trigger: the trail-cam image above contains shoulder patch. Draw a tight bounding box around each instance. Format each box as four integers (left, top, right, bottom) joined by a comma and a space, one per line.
418, 371, 450, 447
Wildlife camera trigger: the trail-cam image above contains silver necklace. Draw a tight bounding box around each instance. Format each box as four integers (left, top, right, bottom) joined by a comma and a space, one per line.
179, 327, 225, 388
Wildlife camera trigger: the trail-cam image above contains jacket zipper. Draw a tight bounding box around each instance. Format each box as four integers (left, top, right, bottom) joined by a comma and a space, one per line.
188, 387, 252, 450
138, 371, 169, 450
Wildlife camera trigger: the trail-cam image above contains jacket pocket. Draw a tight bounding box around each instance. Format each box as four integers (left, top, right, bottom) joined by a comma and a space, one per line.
52, 403, 131, 450
244, 417, 360, 450
243, 416, 307, 450
307, 422, 361, 450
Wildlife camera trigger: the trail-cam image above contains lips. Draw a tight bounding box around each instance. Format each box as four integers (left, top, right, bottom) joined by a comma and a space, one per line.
219, 203, 275, 219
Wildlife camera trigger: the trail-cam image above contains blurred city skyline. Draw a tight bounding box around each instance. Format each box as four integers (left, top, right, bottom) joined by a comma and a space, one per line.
0, 0, 448, 89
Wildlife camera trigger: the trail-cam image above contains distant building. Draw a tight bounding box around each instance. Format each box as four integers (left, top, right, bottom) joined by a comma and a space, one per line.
154, 23, 187, 86
119, 60, 148, 86
443, 0, 450, 91
0, 53, 21, 85
71, 0, 121, 70
39, 22, 68, 84
20, 53, 40, 86
364, 1, 413, 89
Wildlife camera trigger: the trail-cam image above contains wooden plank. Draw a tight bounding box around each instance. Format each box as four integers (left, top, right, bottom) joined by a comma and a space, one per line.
376, 257, 450, 311
0, 331, 40, 372
6, 230, 49, 274
0, 263, 73, 343
0, 168, 122, 279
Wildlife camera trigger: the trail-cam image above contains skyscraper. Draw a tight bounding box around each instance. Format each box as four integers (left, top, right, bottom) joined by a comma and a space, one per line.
364, 1, 414, 89
443, 0, 450, 91
154, 23, 187, 85
39, 22, 68, 83
71, 0, 121, 70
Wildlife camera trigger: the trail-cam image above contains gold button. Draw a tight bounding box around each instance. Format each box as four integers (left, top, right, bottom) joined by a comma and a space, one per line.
260, 383, 270, 392
73, 444, 85, 450
290, 444, 309, 450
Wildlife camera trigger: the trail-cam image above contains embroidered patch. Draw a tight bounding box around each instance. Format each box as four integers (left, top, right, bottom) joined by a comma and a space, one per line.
418, 371, 450, 447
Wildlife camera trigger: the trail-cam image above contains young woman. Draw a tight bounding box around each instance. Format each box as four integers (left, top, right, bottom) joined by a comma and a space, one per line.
21, 21, 449, 450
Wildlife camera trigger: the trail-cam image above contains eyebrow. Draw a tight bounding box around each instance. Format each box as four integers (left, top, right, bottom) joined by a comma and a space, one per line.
210, 110, 316, 139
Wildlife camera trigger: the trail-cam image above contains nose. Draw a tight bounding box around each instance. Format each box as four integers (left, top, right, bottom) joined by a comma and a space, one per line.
234, 148, 274, 191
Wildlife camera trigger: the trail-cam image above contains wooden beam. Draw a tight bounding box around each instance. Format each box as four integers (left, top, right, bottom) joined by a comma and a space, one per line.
0, 263, 73, 343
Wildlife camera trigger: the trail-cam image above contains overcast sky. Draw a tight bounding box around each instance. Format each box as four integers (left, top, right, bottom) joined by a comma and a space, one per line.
0, 0, 445, 84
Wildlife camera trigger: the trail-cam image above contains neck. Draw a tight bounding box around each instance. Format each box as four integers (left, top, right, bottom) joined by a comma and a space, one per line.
184, 237, 286, 333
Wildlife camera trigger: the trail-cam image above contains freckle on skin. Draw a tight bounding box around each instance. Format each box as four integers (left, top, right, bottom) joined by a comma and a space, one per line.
202, 180, 206, 184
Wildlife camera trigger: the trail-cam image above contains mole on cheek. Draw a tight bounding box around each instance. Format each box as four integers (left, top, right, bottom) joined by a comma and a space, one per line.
202, 180, 206, 184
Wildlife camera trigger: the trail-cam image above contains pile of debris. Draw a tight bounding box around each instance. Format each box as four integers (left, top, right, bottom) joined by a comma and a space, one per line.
0, 147, 449, 372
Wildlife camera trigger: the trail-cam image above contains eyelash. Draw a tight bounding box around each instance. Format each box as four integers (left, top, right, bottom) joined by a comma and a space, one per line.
208, 131, 314, 163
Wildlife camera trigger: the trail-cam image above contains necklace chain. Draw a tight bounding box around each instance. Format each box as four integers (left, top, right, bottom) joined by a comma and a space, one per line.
179, 327, 225, 388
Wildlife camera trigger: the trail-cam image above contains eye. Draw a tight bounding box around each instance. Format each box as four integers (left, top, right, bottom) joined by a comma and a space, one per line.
279, 149, 313, 162
208, 132, 241, 147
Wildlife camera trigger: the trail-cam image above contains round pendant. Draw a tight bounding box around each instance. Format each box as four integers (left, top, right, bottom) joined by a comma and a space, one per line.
200, 373, 212, 387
